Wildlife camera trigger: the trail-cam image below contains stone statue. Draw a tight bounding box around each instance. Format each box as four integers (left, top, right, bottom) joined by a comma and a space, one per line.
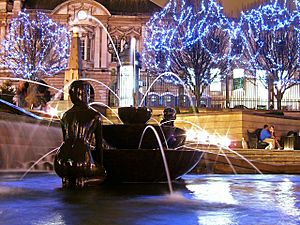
160, 107, 176, 127
160, 107, 186, 148
54, 80, 106, 188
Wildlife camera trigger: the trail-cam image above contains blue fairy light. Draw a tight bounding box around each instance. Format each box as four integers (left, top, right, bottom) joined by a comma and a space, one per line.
143, 0, 233, 86
0, 11, 70, 80
239, 0, 300, 96
143, 0, 300, 109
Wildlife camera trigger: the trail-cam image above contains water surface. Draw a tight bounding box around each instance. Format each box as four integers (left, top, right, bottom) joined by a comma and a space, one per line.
0, 173, 299, 225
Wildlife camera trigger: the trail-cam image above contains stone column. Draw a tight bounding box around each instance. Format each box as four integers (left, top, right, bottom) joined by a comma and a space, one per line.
0, 22, 6, 41
64, 32, 82, 100
0, 0, 7, 12
140, 25, 145, 54
12, 0, 21, 14
94, 26, 100, 68
100, 28, 108, 68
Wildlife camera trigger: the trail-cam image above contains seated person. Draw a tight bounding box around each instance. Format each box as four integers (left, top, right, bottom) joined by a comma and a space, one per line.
260, 124, 275, 150
269, 125, 282, 150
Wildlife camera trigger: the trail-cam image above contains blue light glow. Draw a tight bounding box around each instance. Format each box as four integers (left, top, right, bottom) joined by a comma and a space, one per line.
238, 0, 300, 100
143, 0, 300, 108
0, 11, 70, 80
143, 0, 233, 105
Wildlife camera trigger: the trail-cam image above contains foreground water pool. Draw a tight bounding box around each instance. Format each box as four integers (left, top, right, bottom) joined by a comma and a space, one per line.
0, 173, 300, 225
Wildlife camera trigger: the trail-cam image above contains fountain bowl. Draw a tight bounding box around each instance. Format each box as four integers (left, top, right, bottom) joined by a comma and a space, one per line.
102, 124, 186, 149
103, 148, 202, 182
118, 107, 152, 124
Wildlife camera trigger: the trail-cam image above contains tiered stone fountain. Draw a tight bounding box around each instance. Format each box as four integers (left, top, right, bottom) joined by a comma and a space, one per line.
102, 106, 202, 182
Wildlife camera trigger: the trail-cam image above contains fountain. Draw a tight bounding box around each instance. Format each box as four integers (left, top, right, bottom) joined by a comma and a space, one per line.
1, 5, 300, 224
1, 96, 300, 224
0, 11, 202, 185
51, 79, 202, 186
49, 10, 203, 185
102, 105, 202, 183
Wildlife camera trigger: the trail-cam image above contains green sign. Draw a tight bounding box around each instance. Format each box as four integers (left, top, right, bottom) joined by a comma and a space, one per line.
233, 77, 244, 90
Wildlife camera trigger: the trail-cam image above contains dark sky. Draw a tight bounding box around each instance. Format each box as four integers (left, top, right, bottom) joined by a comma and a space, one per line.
219, 0, 261, 9
151, 0, 268, 17
218, 0, 262, 16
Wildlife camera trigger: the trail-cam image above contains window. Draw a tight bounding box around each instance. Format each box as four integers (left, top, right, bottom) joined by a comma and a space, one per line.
109, 36, 128, 62
80, 39, 85, 60
151, 95, 157, 102
166, 96, 172, 102
86, 38, 91, 61
110, 37, 121, 63
80, 34, 91, 61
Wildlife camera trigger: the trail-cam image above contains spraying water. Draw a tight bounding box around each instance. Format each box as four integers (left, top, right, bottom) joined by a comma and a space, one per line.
75, 13, 123, 67
138, 125, 173, 194
0, 77, 66, 95
160, 118, 263, 174
79, 78, 121, 103
148, 117, 170, 149
89, 102, 122, 123
20, 147, 60, 180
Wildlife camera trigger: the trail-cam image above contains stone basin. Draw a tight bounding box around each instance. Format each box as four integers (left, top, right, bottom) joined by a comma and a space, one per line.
102, 124, 186, 149
118, 107, 152, 124
103, 148, 203, 182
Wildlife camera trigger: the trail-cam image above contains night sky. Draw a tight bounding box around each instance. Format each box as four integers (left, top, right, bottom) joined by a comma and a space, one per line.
219, 0, 269, 16
151, 0, 273, 17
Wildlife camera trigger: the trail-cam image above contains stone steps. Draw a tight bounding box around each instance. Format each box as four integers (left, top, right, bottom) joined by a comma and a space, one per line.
194, 147, 300, 174
209, 148, 300, 162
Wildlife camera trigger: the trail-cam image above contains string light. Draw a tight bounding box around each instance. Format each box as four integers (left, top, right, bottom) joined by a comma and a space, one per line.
143, 0, 233, 88
0, 11, 70, 80
143, 0, 300, 108
239, 0, 300, 97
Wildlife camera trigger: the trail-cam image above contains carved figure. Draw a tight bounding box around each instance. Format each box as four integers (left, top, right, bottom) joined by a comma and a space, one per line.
54, 80, 106, 187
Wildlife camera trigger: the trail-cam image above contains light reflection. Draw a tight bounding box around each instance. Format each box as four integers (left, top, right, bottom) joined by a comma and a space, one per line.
197, 212, 234, 225
253, 180, 275, 205
276, 179, 300, 217
185, 129, 231, 147
34, 212, 66, 225
185, 181, 238, 205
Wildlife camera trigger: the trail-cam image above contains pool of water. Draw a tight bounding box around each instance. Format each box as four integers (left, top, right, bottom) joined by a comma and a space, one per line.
0, 173, 300, 225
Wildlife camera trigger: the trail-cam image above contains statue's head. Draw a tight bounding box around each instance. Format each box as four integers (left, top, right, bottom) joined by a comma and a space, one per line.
69, 80, 91, 106
163, 107, 176, 120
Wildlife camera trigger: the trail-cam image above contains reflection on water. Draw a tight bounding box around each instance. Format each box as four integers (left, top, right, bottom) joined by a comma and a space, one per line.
186, 180, 238, 204
277, 179, 300, 217
0, 173, 300, 225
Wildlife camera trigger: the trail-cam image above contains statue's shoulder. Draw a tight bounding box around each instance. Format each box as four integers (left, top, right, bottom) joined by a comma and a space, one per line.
89, 106, 102, 117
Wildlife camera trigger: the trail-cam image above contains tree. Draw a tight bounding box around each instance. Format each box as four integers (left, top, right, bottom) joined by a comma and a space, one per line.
143, 0, 232, 107
0, 11, 70, 80
239, 1, 300, 110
